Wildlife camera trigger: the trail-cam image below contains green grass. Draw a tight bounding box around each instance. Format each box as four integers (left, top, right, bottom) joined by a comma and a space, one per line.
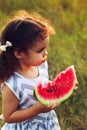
0, 0, 87, 129
0, 94, 4, 129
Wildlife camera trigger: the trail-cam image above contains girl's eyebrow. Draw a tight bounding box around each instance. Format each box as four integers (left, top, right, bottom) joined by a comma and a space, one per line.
36, 47, 47, 52
39, 47, 46, 50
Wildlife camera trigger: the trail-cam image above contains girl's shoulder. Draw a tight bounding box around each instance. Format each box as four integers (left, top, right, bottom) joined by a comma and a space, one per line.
1, 74, 22, 100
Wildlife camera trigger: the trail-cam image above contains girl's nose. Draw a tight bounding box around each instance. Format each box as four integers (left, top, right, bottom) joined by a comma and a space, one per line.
43, 50, 48, 59
45, 50, 48, 55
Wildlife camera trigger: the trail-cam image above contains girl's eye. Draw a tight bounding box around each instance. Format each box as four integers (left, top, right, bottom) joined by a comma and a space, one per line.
37, 48, 45, 53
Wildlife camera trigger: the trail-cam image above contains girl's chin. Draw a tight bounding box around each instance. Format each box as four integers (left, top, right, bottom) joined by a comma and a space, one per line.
38, 60, 46, 65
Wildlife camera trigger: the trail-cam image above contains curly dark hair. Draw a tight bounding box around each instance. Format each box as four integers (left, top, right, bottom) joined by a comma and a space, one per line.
0, 10, 55, 83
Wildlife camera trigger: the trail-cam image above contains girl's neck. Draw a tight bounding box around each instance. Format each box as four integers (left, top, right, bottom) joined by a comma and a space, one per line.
16, 66, 39, 79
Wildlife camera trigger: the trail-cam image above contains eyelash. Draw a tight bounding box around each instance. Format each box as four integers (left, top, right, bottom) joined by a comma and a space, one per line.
37, 49, 44, 53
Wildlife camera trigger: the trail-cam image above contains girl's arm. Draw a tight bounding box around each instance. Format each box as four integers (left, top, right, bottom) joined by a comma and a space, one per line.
2, 85, 56, 123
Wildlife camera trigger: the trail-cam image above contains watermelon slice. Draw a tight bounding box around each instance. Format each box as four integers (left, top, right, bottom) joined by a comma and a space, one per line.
33, 65, 77, 105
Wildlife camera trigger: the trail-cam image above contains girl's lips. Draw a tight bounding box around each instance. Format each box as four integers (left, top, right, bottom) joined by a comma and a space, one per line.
42, 60, 45, 63
43, 56, 47, 62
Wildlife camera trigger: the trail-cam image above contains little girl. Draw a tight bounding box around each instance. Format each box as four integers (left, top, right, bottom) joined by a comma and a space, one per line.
0, 10, 61, 130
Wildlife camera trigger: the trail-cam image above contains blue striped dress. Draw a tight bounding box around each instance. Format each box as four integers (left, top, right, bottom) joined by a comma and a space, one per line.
1, 61, 61, 130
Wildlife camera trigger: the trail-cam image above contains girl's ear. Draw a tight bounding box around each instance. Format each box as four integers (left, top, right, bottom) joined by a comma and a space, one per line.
14, 49, 23, 59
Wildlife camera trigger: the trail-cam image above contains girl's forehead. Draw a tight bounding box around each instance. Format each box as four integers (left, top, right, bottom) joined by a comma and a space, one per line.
32, 36, 49, 49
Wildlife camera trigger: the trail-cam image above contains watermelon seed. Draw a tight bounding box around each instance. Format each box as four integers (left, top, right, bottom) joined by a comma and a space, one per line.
46, 85, 57, 92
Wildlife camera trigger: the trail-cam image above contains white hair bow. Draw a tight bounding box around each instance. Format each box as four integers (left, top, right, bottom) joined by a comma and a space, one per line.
0, 41, 12, 51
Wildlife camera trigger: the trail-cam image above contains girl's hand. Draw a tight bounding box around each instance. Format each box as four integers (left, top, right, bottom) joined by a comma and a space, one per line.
35, 102, 60, 113
74, 82, 79, 91
49, 102, 60, 110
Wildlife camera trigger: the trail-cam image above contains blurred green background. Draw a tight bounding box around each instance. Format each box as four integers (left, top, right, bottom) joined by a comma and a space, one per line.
0, 0, 87, 129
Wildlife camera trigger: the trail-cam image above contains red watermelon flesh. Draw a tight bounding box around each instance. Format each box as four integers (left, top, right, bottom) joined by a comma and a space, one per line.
34, 65, 77, 105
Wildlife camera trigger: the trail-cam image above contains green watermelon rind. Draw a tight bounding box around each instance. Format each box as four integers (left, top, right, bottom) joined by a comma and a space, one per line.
34, 84, 75, 106
34, 65, 77, 106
